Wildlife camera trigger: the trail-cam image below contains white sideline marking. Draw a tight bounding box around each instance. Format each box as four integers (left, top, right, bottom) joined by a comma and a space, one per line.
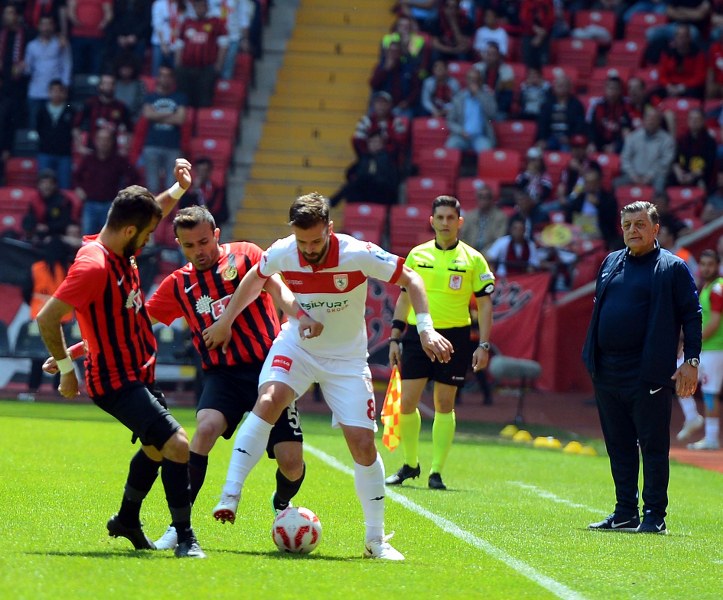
305, 444, 587, 600
509, 481, 603, 513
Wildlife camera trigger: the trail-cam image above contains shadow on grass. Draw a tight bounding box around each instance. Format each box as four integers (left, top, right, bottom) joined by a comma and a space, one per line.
26, 550, 161, 559
216, 548, 350, 561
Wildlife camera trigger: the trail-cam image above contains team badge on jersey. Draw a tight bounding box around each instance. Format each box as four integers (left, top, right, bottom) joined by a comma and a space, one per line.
221, 252, 238, 281
334, 274, 349, 291
449, 274, 462, 290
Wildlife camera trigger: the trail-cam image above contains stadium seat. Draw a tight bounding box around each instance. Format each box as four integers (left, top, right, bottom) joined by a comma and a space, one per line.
342, 203, 387, 242
195, 107, 241, 142
493, 120, 537, 155
4, 157, 38, 188
506, 62, 527, 91
667, 186, 706, 219
542, 151, 572, 188
14, 320, 49, 359
657, 97, 702, 137
189, 137, 233, 170
389, 205, 432, 256
551, 39, 597, 81
574, 10, 616, 44
587, 66, 632, 97
542, 65, 580, 90
446, 61, 474, 87
234, 52, 255, 83
477, 149, 521, 184
615, 184, 654, 210
213, 79, 248, 110
140, 74, 156, 93
606, 40, 645, 70
12, 129, 40, 157
626, 12, 666, 42
0, 186, 35, 211
416, 147, 461, 188
405, 176, 453, 206
71, 73, 100, 103
590, 152, 620, 190
635, 66, 661, 90
456, 177, 502, 212
153, 325, 192, 366
411, 117, 449, 165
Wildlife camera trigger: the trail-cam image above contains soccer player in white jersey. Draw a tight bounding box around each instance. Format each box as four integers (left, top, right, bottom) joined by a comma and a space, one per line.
202, 192, 453, 560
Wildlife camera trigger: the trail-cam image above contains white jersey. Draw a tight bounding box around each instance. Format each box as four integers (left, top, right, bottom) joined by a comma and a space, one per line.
258, 233, 404, 360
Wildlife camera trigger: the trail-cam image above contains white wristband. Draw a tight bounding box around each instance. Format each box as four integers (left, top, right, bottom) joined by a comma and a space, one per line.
416, 312, 434, 334
56, 356, 74, 375
169, 182, 185, 199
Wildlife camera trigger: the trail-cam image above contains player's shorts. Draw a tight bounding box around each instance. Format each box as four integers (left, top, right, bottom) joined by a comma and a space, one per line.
93, 382, 181, 451
200, 365, 303, 458
699, 350, 723, 394
400, 326, 471, 386
259, 332, 377, 432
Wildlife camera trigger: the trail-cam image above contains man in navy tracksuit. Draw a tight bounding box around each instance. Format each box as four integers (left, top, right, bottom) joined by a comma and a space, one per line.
582, 201, 701, 534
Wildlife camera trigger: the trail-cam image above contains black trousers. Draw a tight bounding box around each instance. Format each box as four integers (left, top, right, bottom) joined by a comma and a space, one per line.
593, 377, 672, 518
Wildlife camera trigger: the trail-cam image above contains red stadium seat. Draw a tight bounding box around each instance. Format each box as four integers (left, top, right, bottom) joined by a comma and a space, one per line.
233, 52, 254, 83
666, 186, 706, 219
342, 203, 387, 242
213, 79, 248, 110
389, 205, 432, 256
0, 186, 35, 211
411, 117, 449, 165
606, 40, 645, 70
405, 176, 453, 207
189, 137, 233, 170
4, 157, 38, 187
493, 120, 537, 155
416, 147, 461, 188
656, 97, 702, 137
542, 65, 580, 90
507, 62, 527, 91
478, 149, 521, 184
590, 152, 620, 190
587, 66, 632, 97
615, 184, 654, 210
552, 39, 597, 81
635, 66, 661, 90
626, 12, 666, 42
0, 207, 26, 237
542, 151, 572, 188
456, 177, 502, 212
140, 74, 156, 93
574, 10, 616, 45
446, 61, 474, 87
195, 107, 241, 142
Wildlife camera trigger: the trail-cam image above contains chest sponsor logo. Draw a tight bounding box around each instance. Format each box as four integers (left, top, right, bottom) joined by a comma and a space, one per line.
195, 294, 231, 320
449, 274, 462, 290
271, 355, 292, 372
334, 274, 348, 291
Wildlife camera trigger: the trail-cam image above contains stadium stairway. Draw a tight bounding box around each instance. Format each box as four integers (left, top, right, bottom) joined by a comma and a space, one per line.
231, 0, 393, 248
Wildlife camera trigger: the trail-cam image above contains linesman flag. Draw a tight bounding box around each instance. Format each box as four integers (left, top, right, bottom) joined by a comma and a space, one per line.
381, 365, 402, 451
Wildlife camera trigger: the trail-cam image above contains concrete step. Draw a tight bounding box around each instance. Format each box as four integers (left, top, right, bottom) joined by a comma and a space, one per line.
281, 52, 372, 71
286, 38, 380, 57
253, 151, 349, 169
276, 67, 374, 85
249, 164, 343, 184
264, 108, 358, 127
294, 9, 392, 28
269, 94, 364, 112
290, 25, 386, 44
256, 136, 350, 154
273, 79, 370, 98
260, 121, 351, 139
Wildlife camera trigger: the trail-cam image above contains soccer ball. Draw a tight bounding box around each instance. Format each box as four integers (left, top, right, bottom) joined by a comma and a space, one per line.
271, 506, 322, 554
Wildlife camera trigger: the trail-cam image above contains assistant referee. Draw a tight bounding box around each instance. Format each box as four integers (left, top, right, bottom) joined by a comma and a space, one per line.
387, 195, 495, 490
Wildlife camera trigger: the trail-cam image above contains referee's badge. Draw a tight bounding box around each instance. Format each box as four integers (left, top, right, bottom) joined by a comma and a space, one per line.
449, 274, 462, 290
334, 274, 348, 290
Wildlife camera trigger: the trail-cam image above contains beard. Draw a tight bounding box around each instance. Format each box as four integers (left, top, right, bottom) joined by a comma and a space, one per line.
301, 241, 328, 265
123, 232, 142, 259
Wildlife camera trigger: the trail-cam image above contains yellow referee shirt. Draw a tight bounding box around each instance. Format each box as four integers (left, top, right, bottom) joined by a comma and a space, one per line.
404, 239, 495, 329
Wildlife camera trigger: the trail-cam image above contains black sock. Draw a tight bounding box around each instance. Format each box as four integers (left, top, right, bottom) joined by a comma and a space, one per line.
118, 450, 161, 527
274, 462, 306, 510
161, 458, 192, 539
188, 451, 208, 506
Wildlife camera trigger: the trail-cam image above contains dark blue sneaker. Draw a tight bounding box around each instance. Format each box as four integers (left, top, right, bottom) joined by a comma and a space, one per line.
636, 512, 668, 535
588, 513, 640, 532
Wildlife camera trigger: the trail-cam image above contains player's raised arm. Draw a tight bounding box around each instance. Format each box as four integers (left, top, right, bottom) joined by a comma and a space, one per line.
396, 265, 454, 363
202, 263, 267, 352
154, 158, 192, 218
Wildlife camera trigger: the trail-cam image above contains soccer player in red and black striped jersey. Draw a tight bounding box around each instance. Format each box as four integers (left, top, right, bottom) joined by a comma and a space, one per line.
36, 159, 206, 559
144, 206, 315, 549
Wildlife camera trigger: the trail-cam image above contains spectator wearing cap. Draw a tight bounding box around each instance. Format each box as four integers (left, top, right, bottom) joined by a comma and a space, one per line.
353, 90, 410, 170
420, 58, 459, 117
36, 79, 75, 190
369, 37, 422, 119
587, 75, 633, 154
473, 41, 514, 118
535, 74, 586, 151
459, 182, 508, 255
445, 67, 497, 153
618, 106, 675, 193
23, 169, 78, 244
515, 147, 554, 205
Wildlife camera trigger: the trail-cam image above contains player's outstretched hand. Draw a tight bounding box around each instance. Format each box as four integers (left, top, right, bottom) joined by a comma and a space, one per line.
298, 314, 323, 340
202, 320, 232, 352
389, 340, 401, 366
43, 355, 59, 375
174, 158, 192, 190
420, 330, 453, 363
58, 371, 80, 399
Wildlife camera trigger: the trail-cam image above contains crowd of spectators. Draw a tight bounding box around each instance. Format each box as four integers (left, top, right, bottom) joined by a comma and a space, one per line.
340, 0, 723, 292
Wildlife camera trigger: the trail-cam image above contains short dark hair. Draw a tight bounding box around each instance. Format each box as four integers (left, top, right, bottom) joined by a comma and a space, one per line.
48, 78, 65, 89
173, 205, 216, 235
620, 201, 659, 225
106, 185, 162, 232
195, 156, 213, 169
288, 192, 329, 229
432, 195, 461, 217
700, 249, 720, 264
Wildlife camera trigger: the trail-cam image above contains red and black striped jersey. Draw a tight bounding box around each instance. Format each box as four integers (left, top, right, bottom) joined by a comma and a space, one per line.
179, 17, 227, 68
54, 236, 157, 398
146, 242, 279, 370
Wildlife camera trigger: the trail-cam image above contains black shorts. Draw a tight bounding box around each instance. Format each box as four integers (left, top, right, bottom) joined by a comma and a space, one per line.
93, 383, 181, 451
200, 366, 303, 459
400, 326, 472, 387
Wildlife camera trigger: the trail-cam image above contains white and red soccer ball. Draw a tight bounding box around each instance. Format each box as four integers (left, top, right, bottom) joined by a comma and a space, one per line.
271, 506, 322, 554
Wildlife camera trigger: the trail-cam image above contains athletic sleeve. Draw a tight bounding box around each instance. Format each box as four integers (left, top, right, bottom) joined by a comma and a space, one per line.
146, 273, 184, 326
258, 240, 284, 279
54, 253, 106, 310
473, 252, 496, 297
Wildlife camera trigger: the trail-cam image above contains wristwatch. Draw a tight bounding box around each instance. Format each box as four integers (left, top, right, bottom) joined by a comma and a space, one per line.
686, 358, 700, 368
478, 341, 491, 351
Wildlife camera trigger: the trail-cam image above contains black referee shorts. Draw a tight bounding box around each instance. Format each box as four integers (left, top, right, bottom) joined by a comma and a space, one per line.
400, 326, 472, 386
93, 383, 181, 451
200, 366, 303, 459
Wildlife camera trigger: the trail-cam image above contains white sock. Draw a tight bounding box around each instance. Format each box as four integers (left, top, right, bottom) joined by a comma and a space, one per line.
354, 453, 385, 543
678, 397, 700, 421
222, 412, 273, 496
705, 417, 720, 444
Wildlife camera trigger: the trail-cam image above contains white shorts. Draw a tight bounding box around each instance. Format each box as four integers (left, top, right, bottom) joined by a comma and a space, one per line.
259, 332, 377, 431
700, 350, 723, 394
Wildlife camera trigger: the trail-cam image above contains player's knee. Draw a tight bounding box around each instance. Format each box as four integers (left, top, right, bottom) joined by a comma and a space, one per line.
163, 428, 190, 462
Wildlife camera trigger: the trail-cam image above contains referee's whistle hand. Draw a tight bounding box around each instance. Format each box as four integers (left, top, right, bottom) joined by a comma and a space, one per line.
421, 331, 453, 363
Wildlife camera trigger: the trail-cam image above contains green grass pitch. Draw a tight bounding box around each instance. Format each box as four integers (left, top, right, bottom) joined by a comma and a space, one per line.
0, 400, 721, 599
